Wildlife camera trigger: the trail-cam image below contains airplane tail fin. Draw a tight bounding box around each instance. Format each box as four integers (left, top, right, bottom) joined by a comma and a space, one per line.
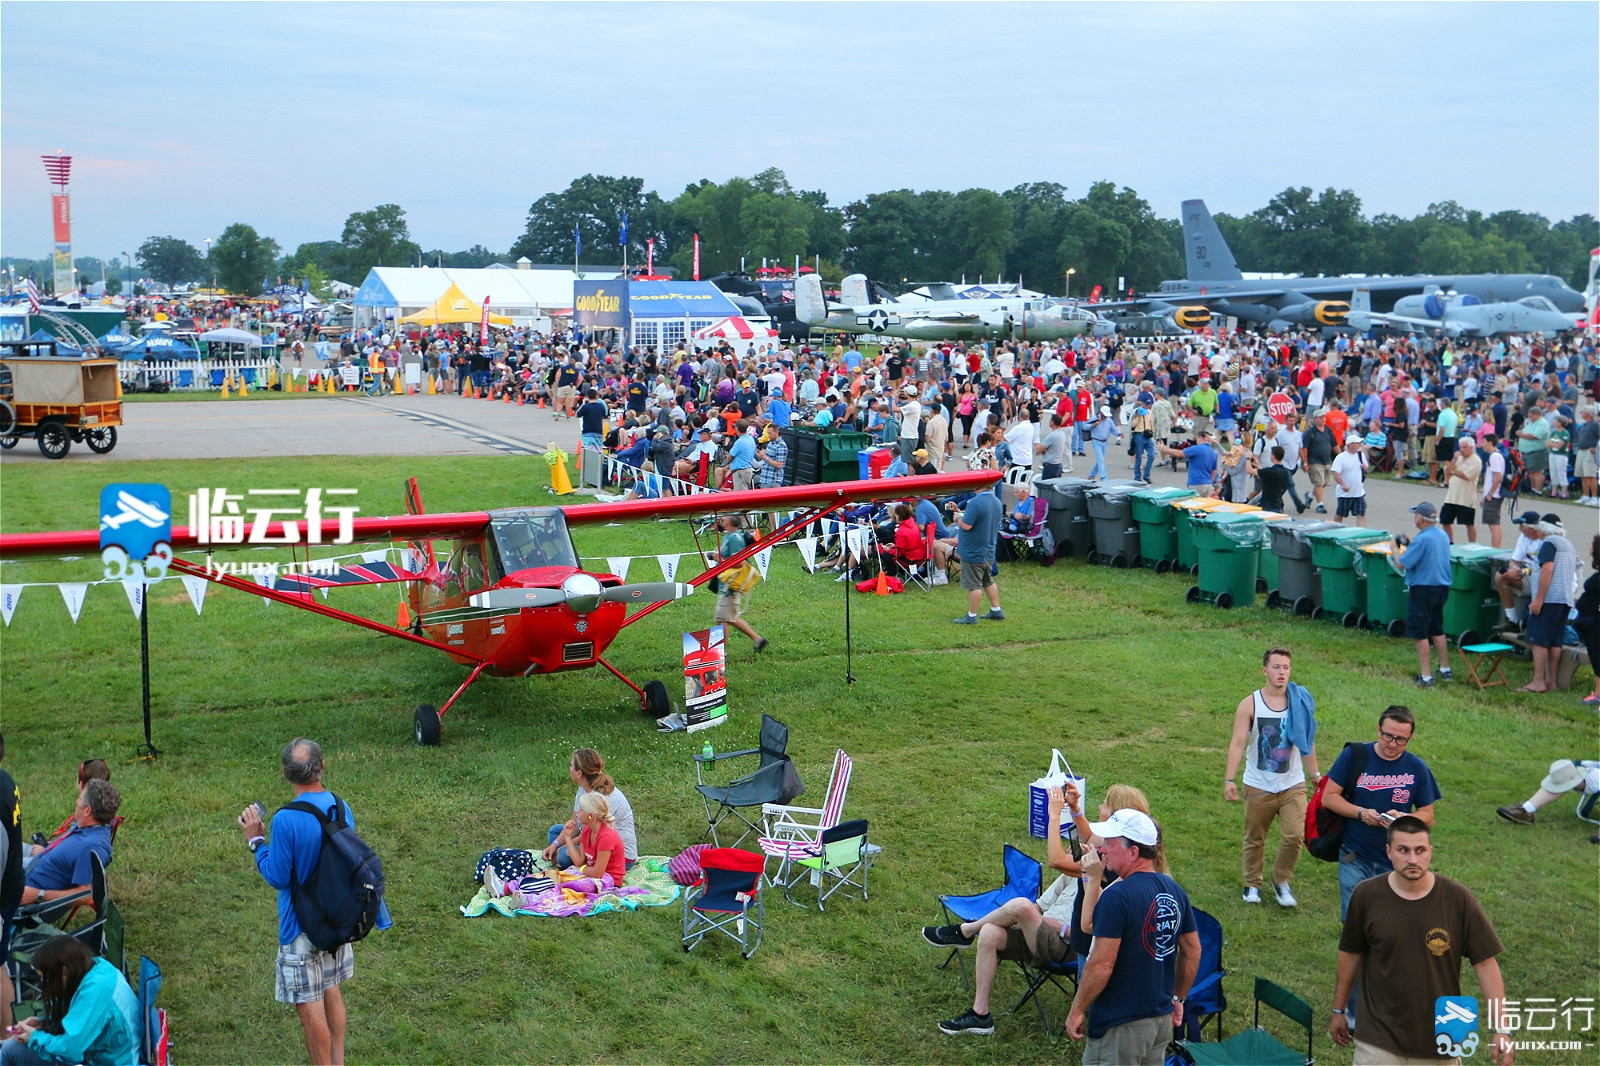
1181, 199, 1243, 282
1348, 286, 1375, 331
795, 274, 829, 324
404, 476, 426, 516
839, 273, 870, 306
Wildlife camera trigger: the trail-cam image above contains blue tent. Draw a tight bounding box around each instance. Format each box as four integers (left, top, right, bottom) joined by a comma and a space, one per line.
117, 334, 201, 360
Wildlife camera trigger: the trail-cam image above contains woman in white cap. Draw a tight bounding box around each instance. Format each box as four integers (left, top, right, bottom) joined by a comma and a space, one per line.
1495, 759, 1600, 844
1087, 403, 1123, 481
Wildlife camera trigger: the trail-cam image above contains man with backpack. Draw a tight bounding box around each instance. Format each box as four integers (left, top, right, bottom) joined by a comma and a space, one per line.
240, 739, 389, 1066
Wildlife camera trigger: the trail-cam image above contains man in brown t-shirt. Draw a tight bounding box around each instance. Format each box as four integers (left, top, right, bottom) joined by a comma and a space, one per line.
1331, 816, 1513, 1065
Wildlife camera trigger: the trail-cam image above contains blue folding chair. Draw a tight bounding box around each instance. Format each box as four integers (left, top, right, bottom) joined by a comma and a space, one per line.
1179, 908, 1227, 1043
138, 955, 169, 1065
933, 844, 1042, 989
682, 847, 767, 959
1012, 950, 1080, 1043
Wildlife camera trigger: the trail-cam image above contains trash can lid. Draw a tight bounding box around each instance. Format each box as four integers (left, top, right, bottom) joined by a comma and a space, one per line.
1272, 519, 1341, 544
1308, 526, 1392, 545
1172, 496, 1228, 513
1131, 486, 1196, 502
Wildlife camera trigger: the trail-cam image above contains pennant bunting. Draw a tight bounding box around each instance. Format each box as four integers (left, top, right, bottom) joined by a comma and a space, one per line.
606, 556, 632, 582
59, 583, 88, 623
122, 580, 145, 619
254, 570, 277, 605
796, 537, 818, 572
753, 547, 772, 581
1, 585, 21, 626
181, 575, 209, 615
361, 549, 387, 564
657, 554, 681, 582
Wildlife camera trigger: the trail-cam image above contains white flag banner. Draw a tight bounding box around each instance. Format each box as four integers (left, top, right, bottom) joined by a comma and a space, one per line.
361, 549, 387, 564
753, 547, 772, 581
319, 587, 330, 600
796, 537, 819, 571
292, 367, 303, 378
254, 570, 277, 605
59, 583, 88, 623
181, 575, 209, 615
846, 526, 864, 558
0, 585, 19, 626
122, 579, 145, 619
657, 554, 681, 582
606, 556, 632, 582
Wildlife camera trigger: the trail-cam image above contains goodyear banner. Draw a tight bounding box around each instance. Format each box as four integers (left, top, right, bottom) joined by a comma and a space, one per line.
682, 625, 728, 733
572, 279, 630, 329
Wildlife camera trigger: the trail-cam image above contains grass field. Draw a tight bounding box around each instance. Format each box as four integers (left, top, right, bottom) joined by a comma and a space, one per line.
1, 456, 1596, 1064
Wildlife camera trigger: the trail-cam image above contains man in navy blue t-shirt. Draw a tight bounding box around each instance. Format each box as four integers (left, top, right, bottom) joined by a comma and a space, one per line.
1065, 809, 1199, 1065
1319, 706, 1440, 920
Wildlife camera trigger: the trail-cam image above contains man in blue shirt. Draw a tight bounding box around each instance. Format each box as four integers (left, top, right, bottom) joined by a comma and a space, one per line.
1319, 707, 1441, 920
240, 739, 391, 1066
1157, 430, 1219, 496
20, 779, 119, 905
726, 421, 758, 490
953, 492, 1002, 624
576, 389, 608, 455
1392, 502, 1453, 687
1064, 809, 1200, 1063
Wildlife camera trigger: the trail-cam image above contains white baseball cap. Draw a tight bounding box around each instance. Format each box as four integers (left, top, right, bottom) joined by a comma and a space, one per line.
1086, 808, 1159, 847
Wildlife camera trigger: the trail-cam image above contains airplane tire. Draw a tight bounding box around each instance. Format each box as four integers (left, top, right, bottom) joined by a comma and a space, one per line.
642, 680, 669, 718
414, 704, 441, 746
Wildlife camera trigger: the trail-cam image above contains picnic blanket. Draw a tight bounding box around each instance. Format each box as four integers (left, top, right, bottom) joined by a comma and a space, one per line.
461, 855, 680, 918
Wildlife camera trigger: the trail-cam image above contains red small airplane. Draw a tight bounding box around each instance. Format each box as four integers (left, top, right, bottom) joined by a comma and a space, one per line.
0, 470, 998, 744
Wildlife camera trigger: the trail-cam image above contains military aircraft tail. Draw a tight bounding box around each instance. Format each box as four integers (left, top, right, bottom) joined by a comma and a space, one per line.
839, 274, 871, 306
795, 273, 828, 324
1181, 199, 1243, 282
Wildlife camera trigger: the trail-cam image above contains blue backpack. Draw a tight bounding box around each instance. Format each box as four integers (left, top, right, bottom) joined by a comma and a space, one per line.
282, 796, 385, 951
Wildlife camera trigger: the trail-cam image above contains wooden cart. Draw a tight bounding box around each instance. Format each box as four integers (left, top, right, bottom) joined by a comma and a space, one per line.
0, 342, 123, 459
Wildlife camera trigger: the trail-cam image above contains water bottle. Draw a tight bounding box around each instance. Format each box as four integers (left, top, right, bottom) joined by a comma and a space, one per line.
702, 738, 714, 761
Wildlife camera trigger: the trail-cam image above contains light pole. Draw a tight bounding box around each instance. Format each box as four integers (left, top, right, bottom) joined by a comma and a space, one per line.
203, 238, 214, 290
123, 252, 131, 298
1065, 268, 1076, 299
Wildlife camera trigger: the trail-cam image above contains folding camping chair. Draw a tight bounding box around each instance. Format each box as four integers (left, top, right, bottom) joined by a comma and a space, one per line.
998, 498, 1053, 564
1012, 952, 1080, 1043
933, 844, 1042, 989
681, 848, 767, 959
1172, 977, 1314, 1066
1178, 908, 1228, 1043
759, 749, 853, 889
889, 523, 939, 591
695, 713, 800, 847
138, 956, 171, 1066
777, 818, 879, 912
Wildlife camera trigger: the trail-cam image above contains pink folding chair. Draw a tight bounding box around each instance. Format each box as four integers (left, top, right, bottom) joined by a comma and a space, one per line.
757, 750, 853, 890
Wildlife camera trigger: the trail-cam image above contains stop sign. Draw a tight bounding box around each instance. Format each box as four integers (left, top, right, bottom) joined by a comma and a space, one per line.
1267, 391, 1297, 424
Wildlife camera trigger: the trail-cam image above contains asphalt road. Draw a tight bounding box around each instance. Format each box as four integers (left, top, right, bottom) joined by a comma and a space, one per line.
4, 394, 1593, 542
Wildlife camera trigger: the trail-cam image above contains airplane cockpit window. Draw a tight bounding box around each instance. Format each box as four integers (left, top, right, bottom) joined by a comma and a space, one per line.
493, 513, 579, 572
1519, 296, 1557, 312
444, 543, 488, 596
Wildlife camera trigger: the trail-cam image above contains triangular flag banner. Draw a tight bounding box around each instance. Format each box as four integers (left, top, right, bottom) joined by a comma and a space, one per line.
292, 367, 302, 378
255, 570, 277, 604
657, 554, 681, 582
181, 575, 209, 615
319, 587, 329, 600
753, 547, 772, 581
606, 556, 632, 582
845, 526, 864, 558
122, 579, 145, 619
1, 585, 21, 626
796, 537, 818, 572
59, 583, 88, 623
361, 549, 386, 564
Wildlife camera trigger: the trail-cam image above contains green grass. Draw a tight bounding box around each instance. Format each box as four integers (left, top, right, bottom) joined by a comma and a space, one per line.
2, 456, 1596, 1064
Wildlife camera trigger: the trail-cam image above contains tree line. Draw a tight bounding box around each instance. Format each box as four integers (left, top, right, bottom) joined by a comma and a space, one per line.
20, 174, 1590, 299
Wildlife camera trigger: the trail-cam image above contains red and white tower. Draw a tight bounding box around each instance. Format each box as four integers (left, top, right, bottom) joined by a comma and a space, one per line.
42, 154, 73, 297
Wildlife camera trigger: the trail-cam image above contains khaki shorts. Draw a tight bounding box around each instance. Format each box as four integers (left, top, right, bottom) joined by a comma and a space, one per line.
731, 468, 756, 492
556, 385, 576, 401
714, 591, 744, 624
1083, 1013, 1170, 1066
1307, 464, 1333, 487
1576, 448, 1598, 478
1353, 1037, 1459, 1065
996, 921, 1074, 967
959, 561, 995, 591
275, 933, 353, 1005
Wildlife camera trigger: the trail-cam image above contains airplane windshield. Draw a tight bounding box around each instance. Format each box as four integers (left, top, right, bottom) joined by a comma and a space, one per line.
492, 511, 579, 572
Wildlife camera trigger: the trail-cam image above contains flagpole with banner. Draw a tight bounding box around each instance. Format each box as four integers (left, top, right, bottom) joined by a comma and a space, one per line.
693, 233, 700, 281
574, 222, 582, 276
619, 212, 628, 274
480, 296, 491, 346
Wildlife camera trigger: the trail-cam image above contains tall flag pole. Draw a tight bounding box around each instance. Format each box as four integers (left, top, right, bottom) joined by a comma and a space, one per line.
574, 222, 582, 274
619, 212, 628, 273
693, 233, 701, 281
42, 154, 72, 297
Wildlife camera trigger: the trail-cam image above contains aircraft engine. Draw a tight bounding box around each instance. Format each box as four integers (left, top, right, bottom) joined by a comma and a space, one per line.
1275, 300, 1349, 326
1172, 306, 1211, 329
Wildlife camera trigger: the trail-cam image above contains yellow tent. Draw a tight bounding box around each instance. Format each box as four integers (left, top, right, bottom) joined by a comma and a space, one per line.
398, 282, 514, 326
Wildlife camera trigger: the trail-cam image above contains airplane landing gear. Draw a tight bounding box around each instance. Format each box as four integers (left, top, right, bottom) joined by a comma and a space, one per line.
414, 704, 441, 746
642, 679, 670, 717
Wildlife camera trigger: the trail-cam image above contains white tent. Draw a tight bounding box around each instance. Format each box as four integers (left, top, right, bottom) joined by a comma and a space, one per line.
199, 327, 262, 346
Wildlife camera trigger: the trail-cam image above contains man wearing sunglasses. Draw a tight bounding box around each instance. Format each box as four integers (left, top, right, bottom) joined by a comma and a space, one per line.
1319, 706, 1440, 921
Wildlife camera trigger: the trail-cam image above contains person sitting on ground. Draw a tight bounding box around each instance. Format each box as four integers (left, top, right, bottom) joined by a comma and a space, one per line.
0, 934, 139, 1066
621, 461, 663, 502
20, 780, 119, 905
543, 749, 637, 871
564, 792, 627, 892
21, 761, 110, 873
1496, 759, 1600, 844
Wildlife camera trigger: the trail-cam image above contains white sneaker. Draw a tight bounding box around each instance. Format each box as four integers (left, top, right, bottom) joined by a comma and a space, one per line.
484, 866, 507, 898
1242, 886, 1261, 904
1273, 882, 1299, 908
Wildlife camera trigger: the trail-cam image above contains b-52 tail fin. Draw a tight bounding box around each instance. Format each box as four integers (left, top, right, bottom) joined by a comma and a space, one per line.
1181, 199, 1243, 282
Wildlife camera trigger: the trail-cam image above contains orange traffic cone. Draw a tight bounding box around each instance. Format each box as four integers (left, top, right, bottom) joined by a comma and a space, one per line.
875, 569, 889, 595
503, 390, 511, 404
516, 392, 524, 405
537, 395, 545, 408
397, 602, 412, 628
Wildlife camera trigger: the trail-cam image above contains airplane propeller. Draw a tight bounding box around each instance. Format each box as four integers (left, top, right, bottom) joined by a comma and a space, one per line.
469, 580, 695, 613
601, 582, 696, 604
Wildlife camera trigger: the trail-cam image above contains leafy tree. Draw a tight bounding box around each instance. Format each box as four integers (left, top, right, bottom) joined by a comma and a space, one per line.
339, 204, 421, 281
421, 245, 503, 269
1245, 187, 1377, 276
105, 275, 123, 296
510, 174, 668, 266
209, 223, 280, 295
952, 188, 1015, 280
283, 240, 347, 281
1003, 183, 1072, 293
137, 236, 206, 285
843, 190, 930, 283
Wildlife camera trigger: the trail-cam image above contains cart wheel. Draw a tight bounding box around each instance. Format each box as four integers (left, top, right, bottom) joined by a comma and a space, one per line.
1457, 630, 1481, 651
84, 426, 117, 454
0, 436, 16, 450
1155, 559, 1171, 574
1294, 596, 1315, 617
1387, 619, 1406, 638
1341, 611, 1359, 628
414, 704, 441, 746
1265, 591, 1281, 609
642, 680, 670, 717
1186, 586, 1201, 604
0, 400, 14, 437
1356, 614, 1368, 631
1216, 591, 1234, 610
1111, 555, 1128, 570
36, 422, 71, 459
1256, 578, 1269, 594
1311, 607, 1325, 621
1129, 555, 1141, 570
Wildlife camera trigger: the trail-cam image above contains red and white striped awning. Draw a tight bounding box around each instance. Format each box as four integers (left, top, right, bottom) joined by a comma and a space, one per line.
690, 316, 778, 341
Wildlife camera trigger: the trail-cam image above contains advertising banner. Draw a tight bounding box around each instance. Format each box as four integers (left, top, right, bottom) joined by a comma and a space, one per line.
53, 243, 73, 297
682, 625, 728, 733
572, 279, 630, 329
52, 195, 71, 243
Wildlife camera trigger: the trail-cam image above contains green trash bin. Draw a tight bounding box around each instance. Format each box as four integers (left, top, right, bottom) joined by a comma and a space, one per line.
1187, 511, 1268, 609
1172, 497, 1249, 573
1307, 527, 1392, 628
1444, 543, 1509, 645
1130, 487, 1196, 572
818, 430, 872, 483
1362, 543, 1411, 638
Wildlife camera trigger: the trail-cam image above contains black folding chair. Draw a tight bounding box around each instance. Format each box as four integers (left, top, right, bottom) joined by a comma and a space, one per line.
1012, 952, 1080, 1043
694, 713, 802, 847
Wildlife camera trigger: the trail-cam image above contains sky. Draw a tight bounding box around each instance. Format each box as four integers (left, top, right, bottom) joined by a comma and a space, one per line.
2, 1, 1596, 266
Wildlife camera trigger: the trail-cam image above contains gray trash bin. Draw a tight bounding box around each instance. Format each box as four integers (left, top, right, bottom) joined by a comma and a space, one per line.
1267, 519, 1340, 614
1085, 482, 1148, 568
1035, 477, 1092, 558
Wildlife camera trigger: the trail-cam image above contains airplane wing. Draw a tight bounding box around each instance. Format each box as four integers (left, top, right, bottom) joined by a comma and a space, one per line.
558, 470, 1000, 526
272, 557, 431, 596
